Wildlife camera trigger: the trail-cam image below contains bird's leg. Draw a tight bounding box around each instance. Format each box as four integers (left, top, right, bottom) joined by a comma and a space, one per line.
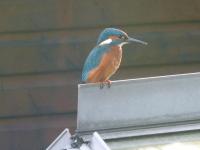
99, 82, 105, 89
105, 80, 111, 88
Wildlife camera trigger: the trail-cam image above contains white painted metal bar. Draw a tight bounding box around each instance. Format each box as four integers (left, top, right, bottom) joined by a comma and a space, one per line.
77, 72, 200, 138
46, 128, 72, 150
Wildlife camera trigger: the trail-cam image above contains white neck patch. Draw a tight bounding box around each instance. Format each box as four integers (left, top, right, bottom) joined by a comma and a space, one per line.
99, 38, 112, 46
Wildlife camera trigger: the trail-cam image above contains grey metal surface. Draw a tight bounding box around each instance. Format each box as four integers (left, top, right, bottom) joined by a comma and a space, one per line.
108, 130, 200, 150
77, 72, 200, 136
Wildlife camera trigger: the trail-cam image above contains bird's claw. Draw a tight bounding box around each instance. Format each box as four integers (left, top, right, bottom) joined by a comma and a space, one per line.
99, 80, 111, 89
100, 82, 105, 89
106, 80, 111, 88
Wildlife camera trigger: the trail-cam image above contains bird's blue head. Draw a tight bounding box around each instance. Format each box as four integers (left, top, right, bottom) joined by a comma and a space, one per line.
97, 28, 147, 47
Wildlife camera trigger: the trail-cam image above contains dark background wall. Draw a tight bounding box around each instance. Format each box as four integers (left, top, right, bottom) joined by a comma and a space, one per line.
0, 0, 200, 149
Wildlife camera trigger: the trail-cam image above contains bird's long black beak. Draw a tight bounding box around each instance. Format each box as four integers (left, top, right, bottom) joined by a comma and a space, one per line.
127, 37, 148, 45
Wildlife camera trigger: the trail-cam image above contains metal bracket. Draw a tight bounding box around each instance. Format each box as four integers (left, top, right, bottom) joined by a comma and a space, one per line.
71, 134, 86, 148
46, 129, 110, 150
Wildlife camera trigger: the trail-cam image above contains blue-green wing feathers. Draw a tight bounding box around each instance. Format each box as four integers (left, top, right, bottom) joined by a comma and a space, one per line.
81, 45, 110, 82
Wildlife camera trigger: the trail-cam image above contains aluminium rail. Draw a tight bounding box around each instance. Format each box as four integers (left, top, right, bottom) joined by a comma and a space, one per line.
77, 72, 200, 140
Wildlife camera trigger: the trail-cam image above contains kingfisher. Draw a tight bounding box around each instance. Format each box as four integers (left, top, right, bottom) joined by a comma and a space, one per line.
81, 28, 147, 88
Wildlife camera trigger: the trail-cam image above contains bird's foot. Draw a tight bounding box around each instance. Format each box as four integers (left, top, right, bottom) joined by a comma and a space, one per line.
99, 80, 111, 89
100, 82, 105, 89
105, 80, 111, 88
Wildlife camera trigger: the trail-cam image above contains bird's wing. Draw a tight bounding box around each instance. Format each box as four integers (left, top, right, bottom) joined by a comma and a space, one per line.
81, 45, 110, 82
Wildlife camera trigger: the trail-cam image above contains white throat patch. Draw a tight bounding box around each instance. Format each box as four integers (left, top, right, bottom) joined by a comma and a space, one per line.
99, 38, 112, 46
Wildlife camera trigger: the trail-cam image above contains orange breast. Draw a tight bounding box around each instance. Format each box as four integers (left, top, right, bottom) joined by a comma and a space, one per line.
87, 46, 122, 83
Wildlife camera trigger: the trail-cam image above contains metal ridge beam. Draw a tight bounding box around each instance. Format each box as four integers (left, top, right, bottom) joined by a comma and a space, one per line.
77, 72, 200, 138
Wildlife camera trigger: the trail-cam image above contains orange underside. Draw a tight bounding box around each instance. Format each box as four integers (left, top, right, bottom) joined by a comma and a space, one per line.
87, 46, 122, 83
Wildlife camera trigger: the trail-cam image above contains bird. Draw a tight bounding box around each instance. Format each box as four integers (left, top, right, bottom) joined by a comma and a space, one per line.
81, 28, 147, 88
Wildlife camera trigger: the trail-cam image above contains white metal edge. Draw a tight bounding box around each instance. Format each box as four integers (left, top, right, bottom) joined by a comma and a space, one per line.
90, 132, 111, 150
46, 128, 70, 150
78, 72, 200, 88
